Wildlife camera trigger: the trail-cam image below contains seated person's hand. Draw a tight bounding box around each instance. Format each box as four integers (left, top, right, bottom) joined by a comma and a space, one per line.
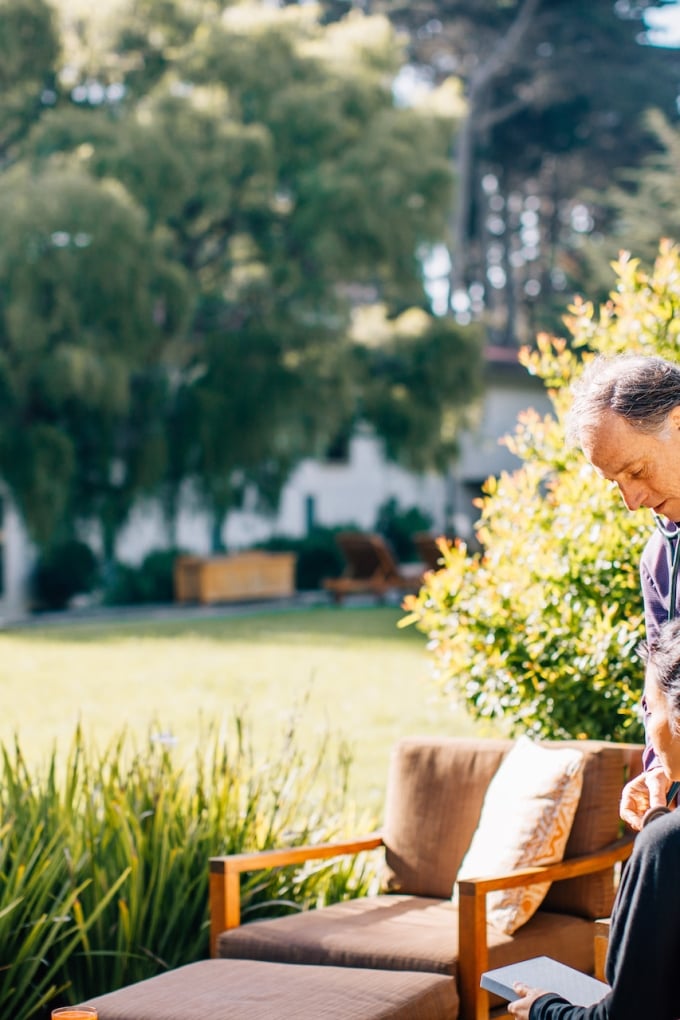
508, 983, 545, 1019
619, 767, 669, 831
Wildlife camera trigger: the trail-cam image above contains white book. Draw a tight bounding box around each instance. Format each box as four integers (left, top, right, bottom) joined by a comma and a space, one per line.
481, 956, 610, 1006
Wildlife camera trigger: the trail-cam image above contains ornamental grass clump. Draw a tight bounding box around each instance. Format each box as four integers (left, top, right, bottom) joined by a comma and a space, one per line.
0, 819, 127, 1020
0, 717, 375, 1019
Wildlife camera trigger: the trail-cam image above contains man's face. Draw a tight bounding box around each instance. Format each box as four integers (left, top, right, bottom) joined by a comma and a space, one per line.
581, 408, 680, 522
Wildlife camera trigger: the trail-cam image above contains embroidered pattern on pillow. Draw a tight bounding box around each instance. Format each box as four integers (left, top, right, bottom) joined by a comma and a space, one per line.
455, 736, 585, 935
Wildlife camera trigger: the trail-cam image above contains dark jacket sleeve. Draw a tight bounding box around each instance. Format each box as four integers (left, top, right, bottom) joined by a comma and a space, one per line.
530, 812, 680, 1020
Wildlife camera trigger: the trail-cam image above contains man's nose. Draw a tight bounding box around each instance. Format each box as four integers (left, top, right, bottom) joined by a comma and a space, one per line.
618, 481, 646, 512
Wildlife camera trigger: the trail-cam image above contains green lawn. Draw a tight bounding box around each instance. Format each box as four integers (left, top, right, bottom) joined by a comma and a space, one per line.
0, 604, 498, 811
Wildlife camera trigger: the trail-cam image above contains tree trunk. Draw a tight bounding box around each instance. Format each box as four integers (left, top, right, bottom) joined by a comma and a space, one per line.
447, 0, 543, 305
211, 512, 226, 554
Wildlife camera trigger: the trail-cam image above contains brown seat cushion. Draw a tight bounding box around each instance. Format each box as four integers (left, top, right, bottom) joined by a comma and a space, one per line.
83, 958, 458, 1020
217, 894, 595, 1010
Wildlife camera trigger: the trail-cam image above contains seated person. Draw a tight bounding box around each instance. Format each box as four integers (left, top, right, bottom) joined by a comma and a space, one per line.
509, 617, 680, 1020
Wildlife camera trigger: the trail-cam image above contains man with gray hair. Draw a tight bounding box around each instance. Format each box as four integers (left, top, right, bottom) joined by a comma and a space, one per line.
566, 353, 680, 828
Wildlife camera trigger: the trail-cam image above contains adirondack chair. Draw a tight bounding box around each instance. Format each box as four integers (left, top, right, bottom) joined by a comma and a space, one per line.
413, 532, 456, 571
323, 531, 426, 603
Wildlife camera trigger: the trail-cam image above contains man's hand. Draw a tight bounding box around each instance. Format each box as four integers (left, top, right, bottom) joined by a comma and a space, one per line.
619, 768, 669, 830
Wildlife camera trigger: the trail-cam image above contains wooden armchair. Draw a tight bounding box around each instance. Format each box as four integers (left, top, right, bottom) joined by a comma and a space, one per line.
322, 531, 426, 603
210, 736, 641, 1020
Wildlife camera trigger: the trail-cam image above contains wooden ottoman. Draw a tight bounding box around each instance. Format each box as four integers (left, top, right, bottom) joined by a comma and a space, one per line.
81, 958, 458, 1020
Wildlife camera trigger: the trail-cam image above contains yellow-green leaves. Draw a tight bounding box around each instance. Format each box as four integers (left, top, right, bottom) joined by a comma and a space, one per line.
405, 244, 680, 740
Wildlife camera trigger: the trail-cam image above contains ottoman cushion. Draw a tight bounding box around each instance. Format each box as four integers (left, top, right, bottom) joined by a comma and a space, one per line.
83, 958, 458, 1020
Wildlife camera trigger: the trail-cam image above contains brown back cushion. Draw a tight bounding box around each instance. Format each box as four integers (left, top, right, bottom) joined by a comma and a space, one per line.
381, 737, 511, 899
542, 740, 643, 919
381, 735, 644, 917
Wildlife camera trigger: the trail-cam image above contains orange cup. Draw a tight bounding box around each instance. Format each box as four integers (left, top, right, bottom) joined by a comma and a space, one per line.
51, 1008, 98, 1020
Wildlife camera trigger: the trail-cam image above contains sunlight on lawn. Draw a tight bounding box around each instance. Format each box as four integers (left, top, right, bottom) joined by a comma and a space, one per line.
0, 605, 495, 810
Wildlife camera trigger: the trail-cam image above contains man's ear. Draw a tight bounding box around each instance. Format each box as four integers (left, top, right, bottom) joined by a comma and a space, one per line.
671, 406, 680, 432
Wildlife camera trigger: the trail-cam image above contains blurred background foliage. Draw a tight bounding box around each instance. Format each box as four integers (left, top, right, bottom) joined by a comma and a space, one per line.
3, 0, 680, 562
0, 0, 484, 557
3, 0, 680, 747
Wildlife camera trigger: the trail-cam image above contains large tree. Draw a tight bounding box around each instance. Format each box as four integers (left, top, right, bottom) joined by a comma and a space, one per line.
0, 162, 190, 548
579, 109, 680, 296
5, 0, 482, 550
0, 0, 60, 164
321, 0, 680, 343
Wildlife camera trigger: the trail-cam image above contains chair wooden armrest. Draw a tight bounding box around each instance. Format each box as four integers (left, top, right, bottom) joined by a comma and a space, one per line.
209, 833, 384, 957
594, 917, 612, 981
456, 835, 634, 1020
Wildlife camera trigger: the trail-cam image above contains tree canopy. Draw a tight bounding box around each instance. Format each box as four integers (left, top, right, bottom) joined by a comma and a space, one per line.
4, 0, 679, 555
0, 0, 483, 549
581, 109, 680, 294
357, 0, 680, 341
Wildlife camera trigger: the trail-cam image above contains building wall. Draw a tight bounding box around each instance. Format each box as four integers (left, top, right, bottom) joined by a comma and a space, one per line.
114, 425, 449, 562
113, 365, 551, 563
448, 366, 552, 539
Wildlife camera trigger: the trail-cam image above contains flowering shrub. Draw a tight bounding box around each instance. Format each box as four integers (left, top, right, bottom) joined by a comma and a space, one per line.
403, 242, 680, 740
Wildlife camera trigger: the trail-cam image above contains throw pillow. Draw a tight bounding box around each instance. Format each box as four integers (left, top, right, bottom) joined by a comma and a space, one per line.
454, 735, 585, 935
